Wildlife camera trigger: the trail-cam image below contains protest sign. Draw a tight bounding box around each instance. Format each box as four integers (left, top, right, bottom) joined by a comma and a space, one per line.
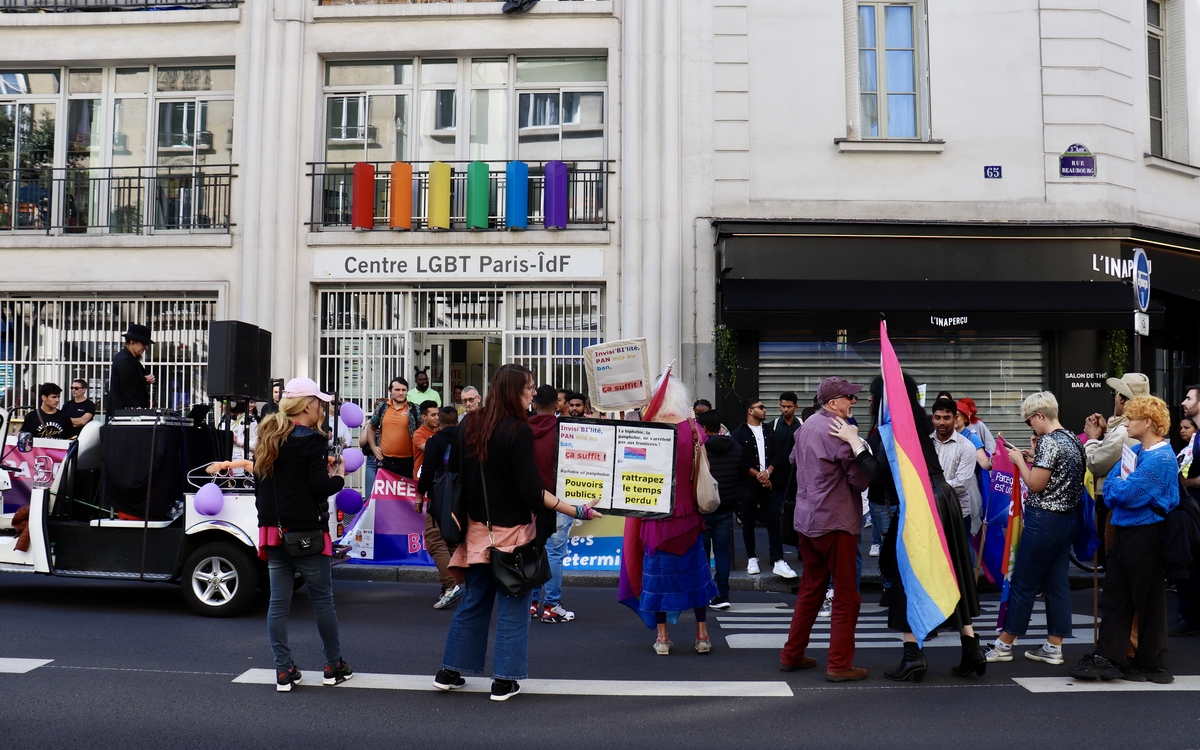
582, 339, 653, 412
555, 417, 677, 519
2, 437, 69, 513
338, 469, 434, 566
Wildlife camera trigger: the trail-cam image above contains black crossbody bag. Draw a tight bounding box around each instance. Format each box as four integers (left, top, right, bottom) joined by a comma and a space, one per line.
428, 427, 468, 546
480, 460, 550, 597
273, 479, 325, 558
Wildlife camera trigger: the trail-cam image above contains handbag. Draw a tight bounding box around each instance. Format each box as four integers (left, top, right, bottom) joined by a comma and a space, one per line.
691, 419, 721, 514
480, 459, 550, 597
272, 481, 325, 558
427, 429, 468, 546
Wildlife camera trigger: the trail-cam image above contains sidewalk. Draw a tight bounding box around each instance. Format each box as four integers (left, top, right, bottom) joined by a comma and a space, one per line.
333, 520, 1099, 593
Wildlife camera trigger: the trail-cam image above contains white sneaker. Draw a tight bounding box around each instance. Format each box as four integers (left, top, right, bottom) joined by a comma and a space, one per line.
818, 590, 834, 617
746, 558, 760, 575
869, 544, 881, 558
772, 560, 798, 579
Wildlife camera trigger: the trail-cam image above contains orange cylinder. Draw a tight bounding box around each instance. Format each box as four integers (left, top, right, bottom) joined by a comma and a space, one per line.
389, 162, 413, 231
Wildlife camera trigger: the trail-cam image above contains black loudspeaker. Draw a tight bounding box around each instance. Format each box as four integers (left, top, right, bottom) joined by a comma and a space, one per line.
208, 320, 272, 401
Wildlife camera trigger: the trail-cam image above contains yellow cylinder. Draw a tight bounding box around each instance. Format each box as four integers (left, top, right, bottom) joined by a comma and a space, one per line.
427, 161, 451, 230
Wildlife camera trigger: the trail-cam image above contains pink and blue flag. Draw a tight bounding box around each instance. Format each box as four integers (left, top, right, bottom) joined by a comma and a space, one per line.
877, 320, 961, 642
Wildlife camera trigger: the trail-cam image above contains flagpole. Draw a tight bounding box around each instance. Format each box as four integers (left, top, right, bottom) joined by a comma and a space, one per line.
973, 520, 987, 584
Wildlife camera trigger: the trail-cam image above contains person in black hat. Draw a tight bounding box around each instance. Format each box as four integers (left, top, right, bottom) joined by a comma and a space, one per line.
107, 323, 155, 416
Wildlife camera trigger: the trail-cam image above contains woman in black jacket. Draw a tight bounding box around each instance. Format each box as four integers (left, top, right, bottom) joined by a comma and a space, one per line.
254, 377, 349, 693
828, 375, 983, 681
433, 364, 599, 702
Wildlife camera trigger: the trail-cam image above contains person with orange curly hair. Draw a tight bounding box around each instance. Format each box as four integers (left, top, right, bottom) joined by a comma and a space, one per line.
1071, 396, 1180, 683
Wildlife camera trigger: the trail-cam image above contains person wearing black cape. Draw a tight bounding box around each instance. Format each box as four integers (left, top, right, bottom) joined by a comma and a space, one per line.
827, 374, 985, 681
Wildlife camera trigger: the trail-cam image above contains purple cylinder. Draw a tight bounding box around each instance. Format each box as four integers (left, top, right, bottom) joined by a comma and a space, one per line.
543, 160, 568, 230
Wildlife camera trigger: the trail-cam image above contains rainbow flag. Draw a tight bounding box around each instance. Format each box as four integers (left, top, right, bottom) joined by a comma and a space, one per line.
996, 459, 1025, 632
878, 320, 961, 642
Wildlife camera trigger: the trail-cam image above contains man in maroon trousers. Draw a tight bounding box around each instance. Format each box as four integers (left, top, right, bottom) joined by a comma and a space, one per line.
780, 377, 870, 681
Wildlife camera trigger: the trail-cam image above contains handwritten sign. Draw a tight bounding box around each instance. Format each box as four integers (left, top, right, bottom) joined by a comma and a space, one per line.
582, 338, 653, 413
554, 417, 677, 519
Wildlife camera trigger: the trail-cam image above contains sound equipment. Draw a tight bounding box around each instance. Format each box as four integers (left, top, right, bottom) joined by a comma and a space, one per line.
208, 320, 272, 402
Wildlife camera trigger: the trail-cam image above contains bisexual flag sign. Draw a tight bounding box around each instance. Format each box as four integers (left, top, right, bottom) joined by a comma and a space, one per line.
339, 469, 434, 566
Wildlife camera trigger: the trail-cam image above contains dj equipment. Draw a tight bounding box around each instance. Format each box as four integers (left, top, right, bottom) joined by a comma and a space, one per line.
109, 411, 190, 428
208, 321, 272, 402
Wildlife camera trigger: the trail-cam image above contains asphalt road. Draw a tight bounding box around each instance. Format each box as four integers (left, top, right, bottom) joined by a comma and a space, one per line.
2, 571, 1199, 750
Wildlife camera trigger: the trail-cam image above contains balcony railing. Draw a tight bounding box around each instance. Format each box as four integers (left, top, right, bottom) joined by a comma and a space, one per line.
0, 164, 235, 235
316, 0, 596, 5
1, 0, 239, 11
308, 160, 610, 232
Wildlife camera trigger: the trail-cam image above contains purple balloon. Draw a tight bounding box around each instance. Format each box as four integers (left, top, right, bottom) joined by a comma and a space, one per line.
342, 447, 365, 474
195, 483, 224, 516
340, 402, 364, 429
336, 488, 364, 515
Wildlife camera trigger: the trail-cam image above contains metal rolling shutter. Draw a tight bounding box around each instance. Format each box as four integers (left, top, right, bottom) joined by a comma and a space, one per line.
758, 334, 1046, 439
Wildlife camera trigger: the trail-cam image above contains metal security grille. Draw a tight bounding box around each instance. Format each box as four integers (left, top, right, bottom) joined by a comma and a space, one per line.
317, 286, 604, 411
0, 295, 217, 415
758, 333, 1046, 439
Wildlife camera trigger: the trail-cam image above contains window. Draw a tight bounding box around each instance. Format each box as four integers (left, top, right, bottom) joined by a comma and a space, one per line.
321, 55, 607, 163
1147, 0, 1165, 157
856, 3, 923, 139
0, 65, 234, 234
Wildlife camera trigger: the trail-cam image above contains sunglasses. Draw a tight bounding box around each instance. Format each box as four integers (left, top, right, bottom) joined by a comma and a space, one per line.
71, 386, 85, 391
835, 394, 859, 403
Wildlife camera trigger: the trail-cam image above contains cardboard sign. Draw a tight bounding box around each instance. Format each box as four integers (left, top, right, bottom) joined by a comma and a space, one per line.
554, 417, 677, 519
582, 339, 653, 413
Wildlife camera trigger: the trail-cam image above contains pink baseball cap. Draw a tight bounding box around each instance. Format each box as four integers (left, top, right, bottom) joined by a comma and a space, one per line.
282, 377, 333, 402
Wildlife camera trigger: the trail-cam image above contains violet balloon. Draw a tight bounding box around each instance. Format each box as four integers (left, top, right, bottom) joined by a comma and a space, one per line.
342, 447, 365, 473
194, 483, 224, 516
340, 402, 364, 429
336, 488, 364, 515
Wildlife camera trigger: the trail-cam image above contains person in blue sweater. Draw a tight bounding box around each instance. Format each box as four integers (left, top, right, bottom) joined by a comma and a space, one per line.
1071, 396, 1179, 684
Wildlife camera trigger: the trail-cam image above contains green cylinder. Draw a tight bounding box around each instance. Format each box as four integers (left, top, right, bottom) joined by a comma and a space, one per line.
466, 161, 490, 230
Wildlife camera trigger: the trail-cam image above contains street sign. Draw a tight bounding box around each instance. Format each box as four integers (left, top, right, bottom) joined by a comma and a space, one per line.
1132, 247, 1150, 312
1060, 143, 1096, 177
984, 166, 1002, 179
1134, 311, 1150, 336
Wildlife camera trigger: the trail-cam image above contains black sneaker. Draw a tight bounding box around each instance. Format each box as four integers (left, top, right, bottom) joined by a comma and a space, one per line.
709, 595, 731, 610
490, 679, 521, 702
1122, 666, 1174, 684
878, 589, 892, 608
276, 665, 302, 693
433, 668, 466, 690
323, 659, 353, 686
1069, 653, 1122, 681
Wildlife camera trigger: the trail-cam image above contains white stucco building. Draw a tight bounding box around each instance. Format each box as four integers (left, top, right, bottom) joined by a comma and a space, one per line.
2, 0, 1199, 434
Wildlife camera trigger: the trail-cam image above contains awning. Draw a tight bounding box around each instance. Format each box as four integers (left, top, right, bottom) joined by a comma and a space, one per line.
720, 279, 1165, 331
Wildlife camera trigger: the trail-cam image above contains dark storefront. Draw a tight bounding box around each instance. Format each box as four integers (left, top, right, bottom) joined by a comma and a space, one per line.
715, 222, 1200, 437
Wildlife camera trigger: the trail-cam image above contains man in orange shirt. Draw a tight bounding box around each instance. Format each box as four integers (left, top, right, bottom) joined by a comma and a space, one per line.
367, 377, 420, 478
412, 400, 441, 479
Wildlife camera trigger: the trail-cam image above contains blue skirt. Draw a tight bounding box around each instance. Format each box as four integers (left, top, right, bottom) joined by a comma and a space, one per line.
639, 536, 718, 614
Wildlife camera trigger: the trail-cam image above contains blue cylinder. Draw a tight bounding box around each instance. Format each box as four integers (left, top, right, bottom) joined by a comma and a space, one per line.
505, 160, 529, 230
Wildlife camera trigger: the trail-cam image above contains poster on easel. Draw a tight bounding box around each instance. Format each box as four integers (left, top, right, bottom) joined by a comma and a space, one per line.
554, 417, 677, 519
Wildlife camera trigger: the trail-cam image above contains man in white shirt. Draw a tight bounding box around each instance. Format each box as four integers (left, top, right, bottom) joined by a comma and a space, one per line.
731, 399, 797, 579
930, 398, 978, 519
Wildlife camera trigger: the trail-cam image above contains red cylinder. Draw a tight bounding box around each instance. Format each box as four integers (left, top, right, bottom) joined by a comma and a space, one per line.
351, 162, 375, 231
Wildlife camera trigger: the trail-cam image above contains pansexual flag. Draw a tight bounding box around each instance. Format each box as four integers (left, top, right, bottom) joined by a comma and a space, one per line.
996, 449, 1025, 632
878, 320, 961, 642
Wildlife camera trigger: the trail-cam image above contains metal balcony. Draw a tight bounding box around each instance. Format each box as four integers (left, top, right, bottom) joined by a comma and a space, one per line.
0, 164, 235, 235
307, 159, 610, 232
0, 0, 239, 11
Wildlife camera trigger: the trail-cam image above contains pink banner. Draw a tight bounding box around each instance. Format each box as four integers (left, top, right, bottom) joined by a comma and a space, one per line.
2, 438, 70, 513
339, 469, 435, 566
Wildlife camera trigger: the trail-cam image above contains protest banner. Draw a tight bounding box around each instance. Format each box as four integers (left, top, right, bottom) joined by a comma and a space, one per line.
339, 469, 434, 566
582, 339, 653, 413
555, 417, 677, 519
2, 437, 70, 513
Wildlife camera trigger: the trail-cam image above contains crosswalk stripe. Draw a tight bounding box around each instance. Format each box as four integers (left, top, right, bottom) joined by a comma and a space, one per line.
0, 658, 53, 674
726, 634, 1089, 650
232, 669, 794, 697
1015, 676, 1200, 693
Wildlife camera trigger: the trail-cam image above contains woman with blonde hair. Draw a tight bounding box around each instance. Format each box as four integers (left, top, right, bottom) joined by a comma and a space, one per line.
618, 371, 719, 655
254, 377, 349, 692
1071, 396, 1180, 683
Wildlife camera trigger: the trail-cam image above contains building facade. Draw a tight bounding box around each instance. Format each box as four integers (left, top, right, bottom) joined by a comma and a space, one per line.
677, 0, 1200, 433
4, 0, 1200, 439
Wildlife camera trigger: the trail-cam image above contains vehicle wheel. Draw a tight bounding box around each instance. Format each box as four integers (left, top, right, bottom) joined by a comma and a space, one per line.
181, 542, 258, 617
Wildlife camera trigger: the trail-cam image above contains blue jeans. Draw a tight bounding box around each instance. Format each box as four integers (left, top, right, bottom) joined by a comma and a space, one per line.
533, 513, 573, 607
266, 546, 342, 671
869, 502, 892, 590
1003, 506, 1075, 639
442, 564, 534, 681
702, 511, 735, 599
